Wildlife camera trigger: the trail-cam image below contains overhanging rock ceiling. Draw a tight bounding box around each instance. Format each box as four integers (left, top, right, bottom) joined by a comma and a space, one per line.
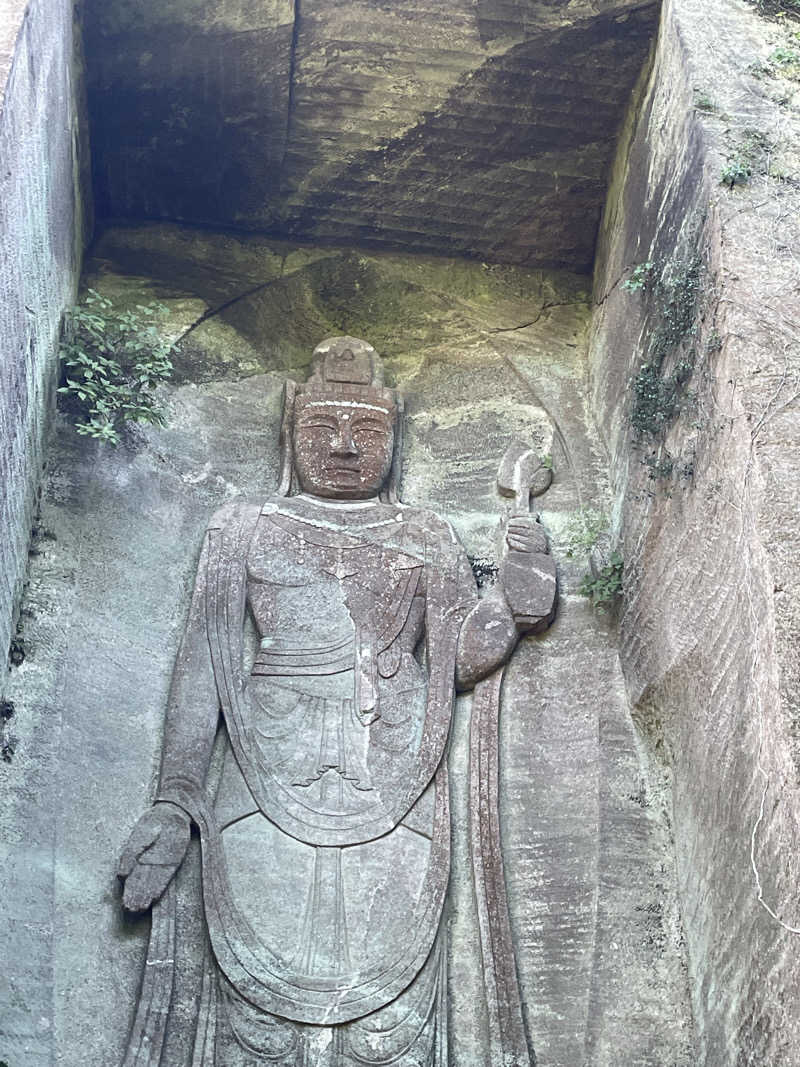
85, 0, 660, 272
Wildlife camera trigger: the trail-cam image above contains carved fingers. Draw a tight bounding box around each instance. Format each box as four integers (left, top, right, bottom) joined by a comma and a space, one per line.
118, 802, 191, 912
121, 862, 179, 913
505, 517, 548, 555
500, 518, 557, 634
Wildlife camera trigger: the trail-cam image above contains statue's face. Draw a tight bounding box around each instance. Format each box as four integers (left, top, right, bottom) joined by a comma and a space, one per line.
293, 395, 395, 499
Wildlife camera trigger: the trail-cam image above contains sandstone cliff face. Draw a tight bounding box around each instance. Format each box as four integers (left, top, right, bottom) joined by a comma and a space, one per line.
590, 0, 800, 1061
2, 0, 799, 1061
84, 0, 658, 270
0, 0, 88, 695
0, 225, 694, 1065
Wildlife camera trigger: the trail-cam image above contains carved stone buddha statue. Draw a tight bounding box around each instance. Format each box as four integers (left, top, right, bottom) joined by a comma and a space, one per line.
118, 336, 557, 1066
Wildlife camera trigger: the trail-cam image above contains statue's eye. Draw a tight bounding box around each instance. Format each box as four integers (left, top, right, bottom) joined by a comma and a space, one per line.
299, 419, 336, 433
352, 420, 388, 436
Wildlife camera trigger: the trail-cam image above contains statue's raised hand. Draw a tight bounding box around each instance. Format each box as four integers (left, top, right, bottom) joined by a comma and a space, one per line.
504, 516, 549, 555
118, 802, 191, 911
500, 516, 557, 633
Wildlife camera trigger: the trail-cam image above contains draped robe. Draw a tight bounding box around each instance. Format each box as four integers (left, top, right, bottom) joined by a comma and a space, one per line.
123, 494, 478, 1067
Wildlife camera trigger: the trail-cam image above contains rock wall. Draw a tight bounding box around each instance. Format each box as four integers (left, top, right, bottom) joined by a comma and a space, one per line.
6, 0, 799, 1059
589, 0, 800, 1061
83, 0, 658, 271
0, 0, 89, 674
1, 225, 694, 1064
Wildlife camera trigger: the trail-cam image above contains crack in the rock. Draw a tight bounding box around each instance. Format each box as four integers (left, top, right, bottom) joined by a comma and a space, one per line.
594, 265, 641, 307
174, 277, 286, 344
488, 298, 586, 333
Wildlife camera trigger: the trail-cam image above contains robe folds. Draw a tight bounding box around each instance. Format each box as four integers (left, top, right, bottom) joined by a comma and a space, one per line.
122, 497, 478, 1067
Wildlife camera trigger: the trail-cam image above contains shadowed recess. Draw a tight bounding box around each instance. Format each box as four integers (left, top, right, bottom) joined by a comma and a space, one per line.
83, 0, 659, 271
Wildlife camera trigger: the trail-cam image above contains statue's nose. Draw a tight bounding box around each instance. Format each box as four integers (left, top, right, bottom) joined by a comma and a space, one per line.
331, 422, 358, 456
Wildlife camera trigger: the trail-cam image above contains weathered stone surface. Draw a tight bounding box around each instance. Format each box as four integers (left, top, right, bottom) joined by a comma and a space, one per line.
83, 222, 591, 384
83, 0, 658, 270
115, 334, 557, 1063
1, 227, 694, 1064
0, 0, 88, 739
589, 0, 800, 1061
0, 1, 26, 100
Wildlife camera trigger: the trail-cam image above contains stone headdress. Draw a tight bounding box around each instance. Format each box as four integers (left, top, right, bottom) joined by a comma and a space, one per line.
277, 336, 404, 503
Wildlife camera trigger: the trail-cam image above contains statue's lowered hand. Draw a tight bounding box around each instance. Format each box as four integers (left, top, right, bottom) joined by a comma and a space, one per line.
118, 802, 191, 912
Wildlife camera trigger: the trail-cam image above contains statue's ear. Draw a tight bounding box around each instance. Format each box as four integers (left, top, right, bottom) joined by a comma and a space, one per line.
277, 380, 297, 496
382, 393, 404, 505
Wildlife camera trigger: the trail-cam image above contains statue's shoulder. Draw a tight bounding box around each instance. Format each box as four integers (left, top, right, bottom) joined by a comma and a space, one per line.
206, 497, 264, 532
397, 505, 461, 548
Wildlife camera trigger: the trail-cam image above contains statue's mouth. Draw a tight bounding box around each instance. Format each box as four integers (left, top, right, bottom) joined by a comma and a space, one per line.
326, 464, 361, 474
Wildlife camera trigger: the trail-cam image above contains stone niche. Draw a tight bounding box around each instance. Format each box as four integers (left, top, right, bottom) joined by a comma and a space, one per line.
2, 0, 800, 1065
83, 0, 658, 270
1, 224, 694, 1067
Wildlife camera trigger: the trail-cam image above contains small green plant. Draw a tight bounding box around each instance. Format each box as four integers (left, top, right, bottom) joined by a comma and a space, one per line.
622, 261, 655, 292
642, 451, 675, 480
746, 60, 773, 78
721, 154, 753, 188
578, 551, 624, 609
769, 44, 800, 76
632, 362, 679, 434
694, 89, 717, 112
721, 129, 777, 188
562, 507, 608, 559
0, 699, 17, 764
770, 45, 800, 62
630, 254, 701, 438
59, 289, 176, 445
747, 0, 800, 19
631, 364, 694, 437
8, 616, 26, 667
658, 259, 701, 348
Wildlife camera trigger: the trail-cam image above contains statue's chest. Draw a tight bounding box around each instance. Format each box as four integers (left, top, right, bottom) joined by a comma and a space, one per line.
245, 520, 421, 642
